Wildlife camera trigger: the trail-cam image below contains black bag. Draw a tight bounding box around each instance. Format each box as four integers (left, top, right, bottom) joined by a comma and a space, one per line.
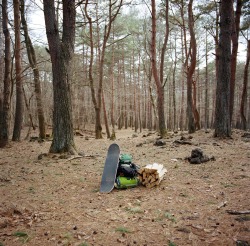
117, 163, 139, 178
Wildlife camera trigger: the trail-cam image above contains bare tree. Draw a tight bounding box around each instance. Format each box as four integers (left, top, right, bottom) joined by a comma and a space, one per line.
204, 28, 209, 132
84, 0, 123, 139
240, 39, 250, 130
0, 0, 11, 147
150, 0, 168, 138
171, 33, 177, 132
214, 0, 233, 138
186, 0, 196, 133
43, 0, 77, 154
172, 0, 188, 131
12, 0, 24, 141
20, 0, 46, 139
230, 0, 243, 124
102, 91, 111, 139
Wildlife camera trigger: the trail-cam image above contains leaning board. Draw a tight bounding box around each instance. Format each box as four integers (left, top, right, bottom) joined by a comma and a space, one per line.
100, 143, 120, 193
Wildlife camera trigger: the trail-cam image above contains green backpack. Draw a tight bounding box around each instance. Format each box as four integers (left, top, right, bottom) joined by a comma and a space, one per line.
119, 153, 133, 164
117, 153, 139, 178
115, 176, 139, 189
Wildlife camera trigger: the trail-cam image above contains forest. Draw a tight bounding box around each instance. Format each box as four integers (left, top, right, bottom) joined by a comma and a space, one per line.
0, 0, 249, 152
0, 1, 250, 246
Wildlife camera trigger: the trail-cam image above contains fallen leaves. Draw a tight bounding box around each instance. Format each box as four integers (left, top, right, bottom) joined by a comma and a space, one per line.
0, 129, 250, 246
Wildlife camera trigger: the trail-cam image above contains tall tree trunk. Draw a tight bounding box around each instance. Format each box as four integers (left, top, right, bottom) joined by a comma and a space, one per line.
0, 0, 11, 147
179, 28, 185, 131
0, 6, 3, 140
192, 80, 200, 129
148, 73, 158, 129
43, 0, 77, 154
229, 0, 242, 124
20, 0, 46, 139
214, 0, 233, 138
186, 0, 196, 133
132, 48, 138, 132
240, 39, 250, 130
214, 3, 220, 81
0, 7, 2, 85
142, 69, 147, 129
122, 49, 128, 129
84, 1, 101, 138
22, 87, 35, 131
205, 29, 209, 132
84, 0, 123, 139
102, 91, 111, 138
117, 56, 123, 130
172, 36, 177, 132
12, 0, 24, 141
150, 0, 168, 138
179, 0, 188, 131
97, 0, 123, 138
138, 58, 142, 133
110, 46, 115, 139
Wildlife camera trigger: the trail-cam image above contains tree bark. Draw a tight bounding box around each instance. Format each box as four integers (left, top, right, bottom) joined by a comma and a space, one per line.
123, 47, 128, 129
102, 91, 111, 139
240, 39, 250, 130
205, 29, 209, 132
110, 40, 116, 139
229, 0, 242, 124
12, 0, 24, 141
22, 87, 35, 131
44, 0, 77, 154
0, 0, 11, 147
214, 0, 233, 138
172, 36, 177, 132
179, 28, 185, 131
179, 0, 188, 131
214, 3, 220, 82
138, 58, 142, 133
150, 0, 167, 138
192, 80, 200, 130
132, 48, 138, 133
187, 0, 196, 134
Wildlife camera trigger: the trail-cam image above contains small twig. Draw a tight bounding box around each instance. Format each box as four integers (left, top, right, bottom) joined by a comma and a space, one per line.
79, 154, 100, 159
226, 210, 250, 215
66, 155, 84, 161
66, 154, 99, 161
174, 140, 192, 145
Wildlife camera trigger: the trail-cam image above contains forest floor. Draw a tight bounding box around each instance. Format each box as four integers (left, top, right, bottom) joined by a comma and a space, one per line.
0, 127, 250, 246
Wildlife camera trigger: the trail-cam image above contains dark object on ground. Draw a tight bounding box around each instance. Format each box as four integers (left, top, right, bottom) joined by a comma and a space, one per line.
30, 136, 39, 142
100, 143, 120, 193
174, 139, 192, 145
242, 132, 250, 142
227, 210, 250, 215
235, 215, 250, 222
241, 132, 250, 138
117, 153, 139, 178
154, 139, 166, 146
37, 153, 48, 160
236, 240, 250, 246
117, 163, 139, 178
186, 148, 215, 164
174, 136, 192, 145
74, 130, 84, 136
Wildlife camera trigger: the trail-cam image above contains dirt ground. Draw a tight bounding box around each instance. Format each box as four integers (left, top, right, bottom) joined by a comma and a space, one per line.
0, 128, 249, 246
